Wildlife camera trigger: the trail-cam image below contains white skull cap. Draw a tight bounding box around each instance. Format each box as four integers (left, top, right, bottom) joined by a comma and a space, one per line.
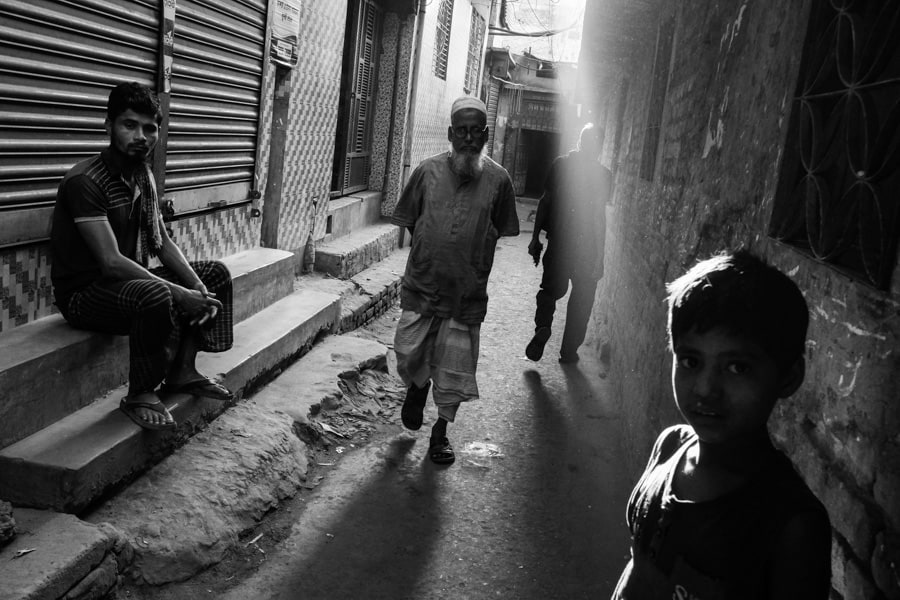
451, 96, 487, 117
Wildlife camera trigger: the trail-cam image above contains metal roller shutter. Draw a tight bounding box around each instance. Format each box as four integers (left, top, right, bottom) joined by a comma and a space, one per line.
0, 0, 158, 244
166, 0, 267, 212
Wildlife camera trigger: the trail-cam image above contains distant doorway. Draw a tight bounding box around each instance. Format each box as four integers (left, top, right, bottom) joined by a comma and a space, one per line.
515, 129, 560, 198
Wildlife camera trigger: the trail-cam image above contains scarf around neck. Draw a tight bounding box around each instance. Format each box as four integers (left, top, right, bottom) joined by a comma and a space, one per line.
132, 163, 163, 266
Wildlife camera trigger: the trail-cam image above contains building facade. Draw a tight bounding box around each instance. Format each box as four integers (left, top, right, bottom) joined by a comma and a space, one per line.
482, 48, 579, 197
0, 0, 491, 333
580, 1, 900, 597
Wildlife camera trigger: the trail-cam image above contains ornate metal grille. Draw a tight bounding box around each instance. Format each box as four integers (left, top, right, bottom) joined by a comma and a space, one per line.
433, 0, 453, 80
464, 8, 485, 93
769, 1, 900, 289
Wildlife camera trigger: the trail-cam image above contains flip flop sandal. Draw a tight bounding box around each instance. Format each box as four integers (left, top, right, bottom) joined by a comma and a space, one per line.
429, 436, 455, 465
119, 397, 177, 430
401, 381, 431, 431
161, 377, 233, 400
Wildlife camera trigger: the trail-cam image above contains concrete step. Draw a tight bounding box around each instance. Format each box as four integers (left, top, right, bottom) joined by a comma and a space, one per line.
0, 247, 297, 449
314, 221, 400, 280
0, 509, 119, 600
324, 190, 382, 240
0, 288, 340, 514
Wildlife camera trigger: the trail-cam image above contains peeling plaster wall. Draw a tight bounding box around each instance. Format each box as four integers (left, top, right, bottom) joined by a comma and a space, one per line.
585, 0, 900, 597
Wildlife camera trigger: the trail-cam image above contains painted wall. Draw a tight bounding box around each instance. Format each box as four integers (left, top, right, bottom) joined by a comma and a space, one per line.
584, 1, 900, 597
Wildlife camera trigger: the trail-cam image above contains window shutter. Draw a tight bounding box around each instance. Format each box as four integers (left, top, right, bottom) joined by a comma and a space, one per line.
165, 0, 266, 212
0, 0, 158, 224
334, 0, 382, 195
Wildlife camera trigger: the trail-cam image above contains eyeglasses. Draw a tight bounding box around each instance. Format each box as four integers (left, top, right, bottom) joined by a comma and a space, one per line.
451, 125, 488, 139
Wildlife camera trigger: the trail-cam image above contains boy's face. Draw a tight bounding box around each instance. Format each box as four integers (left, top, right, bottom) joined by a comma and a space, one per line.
672, 327, 798, 446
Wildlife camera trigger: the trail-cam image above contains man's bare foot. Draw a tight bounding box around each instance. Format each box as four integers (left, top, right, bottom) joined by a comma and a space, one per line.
120, 392, 176, 429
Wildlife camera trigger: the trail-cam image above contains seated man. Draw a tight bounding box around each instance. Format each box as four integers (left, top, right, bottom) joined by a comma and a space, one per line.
50, 81, 234, 430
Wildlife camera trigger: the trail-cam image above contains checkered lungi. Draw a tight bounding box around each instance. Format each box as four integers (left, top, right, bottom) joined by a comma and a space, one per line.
60, 260, 233, 394
393, 309, 480, 423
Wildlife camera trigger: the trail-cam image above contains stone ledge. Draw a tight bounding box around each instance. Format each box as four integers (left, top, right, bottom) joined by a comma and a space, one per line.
0, 509, 119, 600
0, 247, 297, 450
0, 289, 341, 513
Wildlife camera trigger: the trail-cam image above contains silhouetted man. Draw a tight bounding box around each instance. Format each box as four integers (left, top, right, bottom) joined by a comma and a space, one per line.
526, 123, 612, 364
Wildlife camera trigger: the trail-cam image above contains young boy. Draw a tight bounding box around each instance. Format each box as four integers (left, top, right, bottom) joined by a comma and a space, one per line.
612, 250, 831, 600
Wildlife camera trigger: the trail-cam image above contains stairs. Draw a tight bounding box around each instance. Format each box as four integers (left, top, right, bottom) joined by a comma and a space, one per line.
0, 248, 341, 513
0, 191, 406, 515
316, 192, 400, 279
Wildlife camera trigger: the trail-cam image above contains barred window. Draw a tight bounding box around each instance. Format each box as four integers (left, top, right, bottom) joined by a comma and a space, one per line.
639, 17, 674, 182
433, 0, 453, 80
464, 8, 485, 93
769, 2, 900, 289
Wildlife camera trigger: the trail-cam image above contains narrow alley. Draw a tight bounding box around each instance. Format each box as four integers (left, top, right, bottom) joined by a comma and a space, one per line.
2, 1, 897, 599
134, 205, 633, 600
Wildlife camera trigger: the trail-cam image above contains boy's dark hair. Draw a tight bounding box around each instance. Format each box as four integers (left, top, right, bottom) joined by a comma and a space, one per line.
666, 250, 809, 372
107, 82, 162, 124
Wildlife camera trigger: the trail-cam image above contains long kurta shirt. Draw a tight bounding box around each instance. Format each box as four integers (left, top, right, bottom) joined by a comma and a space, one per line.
50, 149, 142, 310
392, 152, 519, 324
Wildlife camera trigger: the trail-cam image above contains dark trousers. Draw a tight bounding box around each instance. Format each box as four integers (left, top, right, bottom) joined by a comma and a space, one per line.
534, 245, 599, 357
61, 261, 233, 394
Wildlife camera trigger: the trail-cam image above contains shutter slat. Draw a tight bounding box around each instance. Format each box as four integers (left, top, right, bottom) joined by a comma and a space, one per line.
167, 139, 256, 151
0, 0, 158, 210
165, 0, 265, 204
165, 169, 253, 189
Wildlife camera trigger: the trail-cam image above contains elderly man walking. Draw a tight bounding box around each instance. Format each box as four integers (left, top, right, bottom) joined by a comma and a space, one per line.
391, 96, 519, 464
50, 82, 234, 431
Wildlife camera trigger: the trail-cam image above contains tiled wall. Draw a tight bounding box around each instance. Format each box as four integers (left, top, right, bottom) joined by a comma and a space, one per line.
275, 1, 348, 251
0, 244, 53, 329
373, 12, 417, 215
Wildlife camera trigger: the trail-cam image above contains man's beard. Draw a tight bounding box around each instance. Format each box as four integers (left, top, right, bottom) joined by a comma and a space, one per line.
112, 142, 152, 172
449, 147, 484, 178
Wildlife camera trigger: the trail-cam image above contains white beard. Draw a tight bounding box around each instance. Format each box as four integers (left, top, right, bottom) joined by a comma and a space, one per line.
449, 147, 485, 179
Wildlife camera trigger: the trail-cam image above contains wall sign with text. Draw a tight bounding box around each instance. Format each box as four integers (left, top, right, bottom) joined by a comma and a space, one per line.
271, 0, 302, 68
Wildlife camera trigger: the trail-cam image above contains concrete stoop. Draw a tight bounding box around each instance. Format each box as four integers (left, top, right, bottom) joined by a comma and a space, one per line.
0, 247, 319, 512
0, 247, 297, 450
0, 243, 409, 599
0, 288, 340, 514
304, 246, 409, 334
0, 509, 122, 600
314, 220, 400, 280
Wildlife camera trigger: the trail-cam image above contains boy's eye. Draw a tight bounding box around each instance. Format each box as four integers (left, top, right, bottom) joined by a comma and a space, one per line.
676, 356, 698, 369
726, 362, 749, 375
